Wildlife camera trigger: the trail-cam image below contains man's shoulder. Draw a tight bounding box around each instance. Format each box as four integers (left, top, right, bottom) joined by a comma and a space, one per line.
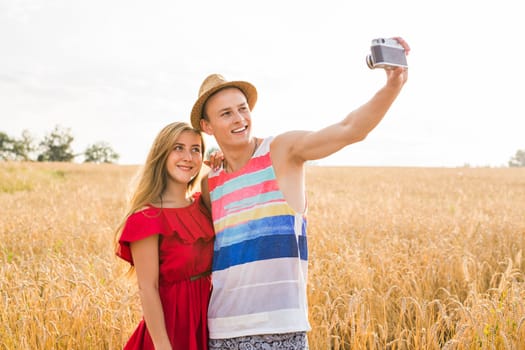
268, 132, 302, 158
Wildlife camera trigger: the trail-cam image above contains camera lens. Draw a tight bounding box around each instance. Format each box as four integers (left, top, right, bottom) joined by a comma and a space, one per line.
366, 55, 375, 69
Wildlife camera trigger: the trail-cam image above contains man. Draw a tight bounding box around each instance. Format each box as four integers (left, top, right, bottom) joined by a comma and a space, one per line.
192, 37, 410, 349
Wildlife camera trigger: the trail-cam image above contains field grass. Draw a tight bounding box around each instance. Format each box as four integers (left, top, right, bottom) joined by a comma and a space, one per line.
1, 162, 524, 349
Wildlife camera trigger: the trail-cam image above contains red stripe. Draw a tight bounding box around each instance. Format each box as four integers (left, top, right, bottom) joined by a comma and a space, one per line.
211, 180, 280, 219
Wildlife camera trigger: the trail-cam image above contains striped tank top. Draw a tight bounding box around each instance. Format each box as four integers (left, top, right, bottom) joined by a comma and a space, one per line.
207, 136, 311, 339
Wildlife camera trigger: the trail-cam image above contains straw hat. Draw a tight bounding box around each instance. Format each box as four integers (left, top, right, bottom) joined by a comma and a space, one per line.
190, 74, 257, 130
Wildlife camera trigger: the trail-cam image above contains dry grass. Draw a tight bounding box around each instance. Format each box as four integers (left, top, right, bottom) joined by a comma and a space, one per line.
306, 167, 525, 349
1, 162, 524, 349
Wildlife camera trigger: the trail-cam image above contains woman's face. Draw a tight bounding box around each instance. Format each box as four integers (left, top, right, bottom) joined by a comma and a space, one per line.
165, 130, 203, 185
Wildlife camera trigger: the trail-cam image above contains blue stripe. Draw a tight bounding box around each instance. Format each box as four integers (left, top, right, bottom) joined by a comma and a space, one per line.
298, 234, 307, 261
301, 219, 307, 236
210, 166, 275, 201
225, 190, 284, 212
215, 215, 295, 248
212, 234, 308, 271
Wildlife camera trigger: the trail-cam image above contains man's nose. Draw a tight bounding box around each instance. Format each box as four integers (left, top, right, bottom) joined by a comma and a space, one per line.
232, 110, 246, 122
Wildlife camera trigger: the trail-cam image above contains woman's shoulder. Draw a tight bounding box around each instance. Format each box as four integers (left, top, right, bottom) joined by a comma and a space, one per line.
121, 206, 164, 238
127, 205, 161, 218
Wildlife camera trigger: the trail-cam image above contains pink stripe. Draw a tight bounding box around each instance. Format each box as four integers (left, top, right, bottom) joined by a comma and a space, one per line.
212, 180, 280, 219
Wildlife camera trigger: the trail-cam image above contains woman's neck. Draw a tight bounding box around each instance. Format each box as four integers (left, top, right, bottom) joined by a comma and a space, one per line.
153, 182, 192, 208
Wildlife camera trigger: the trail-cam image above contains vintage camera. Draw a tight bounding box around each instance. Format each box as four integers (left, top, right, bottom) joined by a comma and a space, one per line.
366, 38, 408, 69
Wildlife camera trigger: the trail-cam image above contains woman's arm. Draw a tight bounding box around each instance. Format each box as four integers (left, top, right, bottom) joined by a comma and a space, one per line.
130, 235, 172, 350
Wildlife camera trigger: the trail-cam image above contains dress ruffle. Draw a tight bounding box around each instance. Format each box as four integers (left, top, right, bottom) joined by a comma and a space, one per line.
116, 193, 214, 265
162, 193, 215, 244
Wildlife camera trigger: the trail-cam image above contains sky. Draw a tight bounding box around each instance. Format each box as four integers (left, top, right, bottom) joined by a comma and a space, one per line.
1, 0, 523, 167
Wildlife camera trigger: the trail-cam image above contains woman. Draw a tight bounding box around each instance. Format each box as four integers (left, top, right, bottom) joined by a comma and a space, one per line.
115, 121, 215, 350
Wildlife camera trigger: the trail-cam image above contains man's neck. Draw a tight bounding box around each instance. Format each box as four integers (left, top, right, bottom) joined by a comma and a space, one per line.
222, 137, 259, 173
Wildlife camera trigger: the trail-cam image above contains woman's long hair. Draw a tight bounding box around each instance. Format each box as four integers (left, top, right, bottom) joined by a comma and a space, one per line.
114, 121, 206, 250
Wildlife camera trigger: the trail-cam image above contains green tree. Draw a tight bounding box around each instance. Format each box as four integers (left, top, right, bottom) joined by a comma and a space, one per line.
0, 132, 15, 160
0, 130, 35, 161
84, 141, 119, 163
12, 130, 35, 161
37, 125, 75, 162
508, 149, 525, 167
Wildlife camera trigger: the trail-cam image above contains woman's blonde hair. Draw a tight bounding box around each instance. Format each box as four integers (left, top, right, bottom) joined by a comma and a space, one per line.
114, 121, 206, 249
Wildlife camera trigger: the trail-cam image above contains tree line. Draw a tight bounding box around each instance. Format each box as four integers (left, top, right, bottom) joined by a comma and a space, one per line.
508, 149, 525, 167
1, 125, 524, 167
0, 125, 119, 163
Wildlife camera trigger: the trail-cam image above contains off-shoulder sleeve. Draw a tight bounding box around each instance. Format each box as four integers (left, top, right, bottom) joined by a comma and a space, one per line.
116, 208, 164, 265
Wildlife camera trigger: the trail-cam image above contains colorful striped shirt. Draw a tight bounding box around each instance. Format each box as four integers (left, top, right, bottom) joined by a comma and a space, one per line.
207, 137, 311, 339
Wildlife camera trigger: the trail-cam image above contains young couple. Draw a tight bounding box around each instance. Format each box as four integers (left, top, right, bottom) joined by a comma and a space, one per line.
115, 37, 410, 350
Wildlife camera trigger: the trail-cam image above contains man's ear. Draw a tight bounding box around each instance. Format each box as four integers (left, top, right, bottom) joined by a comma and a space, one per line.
200, 119, 213, 135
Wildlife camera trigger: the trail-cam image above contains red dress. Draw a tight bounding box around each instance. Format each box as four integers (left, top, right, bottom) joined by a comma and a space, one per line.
116, 193, 214, 350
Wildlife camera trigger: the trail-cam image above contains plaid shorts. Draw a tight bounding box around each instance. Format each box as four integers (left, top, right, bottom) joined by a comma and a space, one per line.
208, 331, 308, 350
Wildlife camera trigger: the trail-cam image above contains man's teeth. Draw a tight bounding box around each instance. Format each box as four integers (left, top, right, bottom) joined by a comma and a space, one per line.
232, 126, 247, 133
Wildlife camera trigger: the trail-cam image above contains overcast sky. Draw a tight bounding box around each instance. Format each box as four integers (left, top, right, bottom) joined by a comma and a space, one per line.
1, 0, 523, 167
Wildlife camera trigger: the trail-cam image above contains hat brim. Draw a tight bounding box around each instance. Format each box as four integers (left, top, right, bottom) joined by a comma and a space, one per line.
191, 81, 257, 130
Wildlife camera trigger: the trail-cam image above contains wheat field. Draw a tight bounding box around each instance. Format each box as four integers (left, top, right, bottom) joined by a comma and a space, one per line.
0, 162, 524, 349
